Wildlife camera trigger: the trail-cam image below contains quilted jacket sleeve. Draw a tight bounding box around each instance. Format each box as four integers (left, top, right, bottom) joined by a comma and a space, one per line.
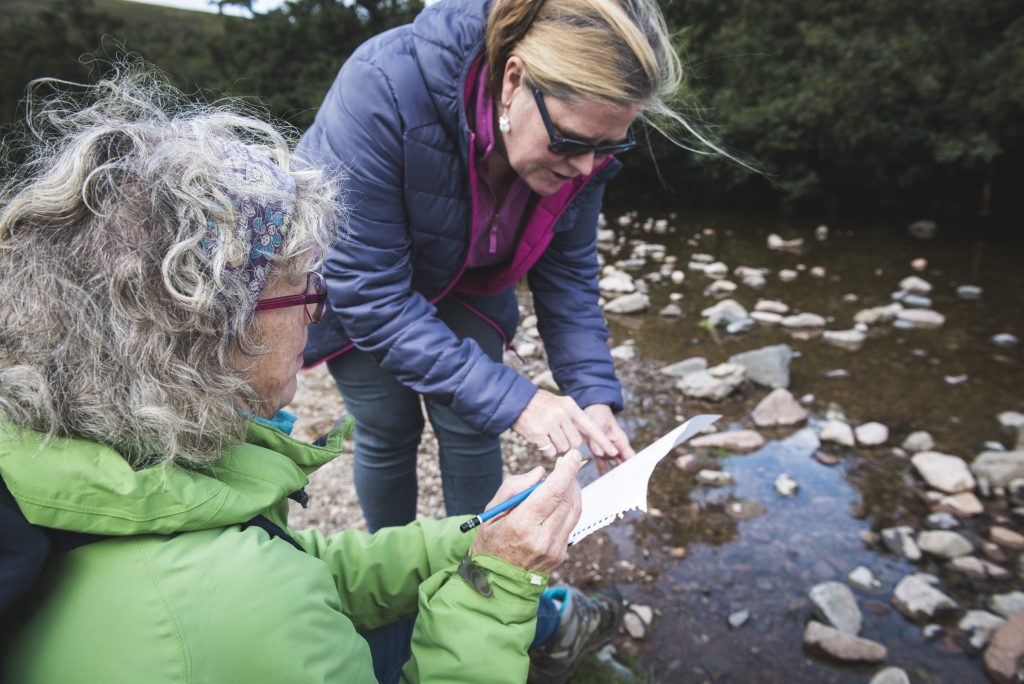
298, 51, 536, 436
527, 165, 625, 412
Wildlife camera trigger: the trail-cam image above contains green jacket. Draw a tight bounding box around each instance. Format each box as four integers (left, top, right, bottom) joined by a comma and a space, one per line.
0, 420, 547, 683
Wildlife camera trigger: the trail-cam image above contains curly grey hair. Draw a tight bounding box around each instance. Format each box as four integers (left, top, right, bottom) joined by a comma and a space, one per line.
0, 64, 342, 468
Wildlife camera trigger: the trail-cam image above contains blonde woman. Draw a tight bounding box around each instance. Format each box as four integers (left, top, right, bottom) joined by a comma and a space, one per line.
298, 0, 715, 535
0, 67, 619, 684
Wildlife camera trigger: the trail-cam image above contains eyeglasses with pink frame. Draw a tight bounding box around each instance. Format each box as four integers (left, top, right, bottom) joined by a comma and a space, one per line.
254, 271, 327, 324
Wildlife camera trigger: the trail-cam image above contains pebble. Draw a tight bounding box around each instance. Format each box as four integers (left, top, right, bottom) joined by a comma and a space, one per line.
991, 526, 1024, 550
899, 275, 933, 294
912, 451, 976, 493
902, 431, 935, 452
803, 621, 887, 662
916, 530, 974, 558
815, 451, 840, 466
895, 309, 945, 329
674, 454, 698, 472
823, 328, 867, 351
809, 581, 863, 634
630, 604, 654, 625
781, 312, 827, 328
603, 292, 650, 314
869, 667, 911, 684
991, 333, 1020, 348
658, 303, 683, 317
779, 269, 799, 282
774, 473, 799, 497
987, 591, 1024, 618
855, 422, 889, 446
882, 526, 921, 561
696, 469, 734, 487
892, 573, 957, 620
727, 609, 750, 629
690, 430, 765, 452
754, 299, 789, 314
752, 388, 809, 427
925, 512, 960, 530
820, 419, 855, 447
956, 284, 983, 299
623, 611, 646, 639
848, 566, 882, 591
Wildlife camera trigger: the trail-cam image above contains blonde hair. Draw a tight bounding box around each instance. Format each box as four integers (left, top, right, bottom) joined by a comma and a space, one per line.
0, 63, 341, 468
487, 0, 739, 160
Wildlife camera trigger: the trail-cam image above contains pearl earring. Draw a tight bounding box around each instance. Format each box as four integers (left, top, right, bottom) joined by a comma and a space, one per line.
498, 112, 510, 133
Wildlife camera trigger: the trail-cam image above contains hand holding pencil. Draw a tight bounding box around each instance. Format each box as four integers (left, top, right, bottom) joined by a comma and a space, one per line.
469, 450, 584, 573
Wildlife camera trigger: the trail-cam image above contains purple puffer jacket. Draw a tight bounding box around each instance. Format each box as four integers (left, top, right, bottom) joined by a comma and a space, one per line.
297, 0, 624, 436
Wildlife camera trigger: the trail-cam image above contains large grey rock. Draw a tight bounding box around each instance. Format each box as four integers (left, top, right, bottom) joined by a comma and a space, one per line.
803, 621, 887, 663
972, 450, 1024, 489
869, 667, 911, 684
603, 292, 649, 314
700, 298, 748, 326
728, 344, 793, 389
657, 357, 707, 379
912, 451, 976, 493
882, 526, 921, 561
916, 530, 974, 558
892, 573, 957, 621
820, 419, 856, 447
690, 430, 765, 452
809, 581, 863, 634
752, 388, 808, 427
675, 363, 746, 401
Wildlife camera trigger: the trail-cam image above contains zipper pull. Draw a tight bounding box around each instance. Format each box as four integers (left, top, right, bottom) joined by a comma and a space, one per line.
489, 222, 498, 253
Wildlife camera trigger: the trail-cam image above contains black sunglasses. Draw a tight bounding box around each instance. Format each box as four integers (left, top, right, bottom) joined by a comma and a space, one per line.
532, 88, 637, 157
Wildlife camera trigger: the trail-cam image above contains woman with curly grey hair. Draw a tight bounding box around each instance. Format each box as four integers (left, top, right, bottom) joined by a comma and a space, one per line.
0, 67, 609, 684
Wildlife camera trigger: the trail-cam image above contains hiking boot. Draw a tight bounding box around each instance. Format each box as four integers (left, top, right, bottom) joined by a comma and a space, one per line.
528, 586, 624, 684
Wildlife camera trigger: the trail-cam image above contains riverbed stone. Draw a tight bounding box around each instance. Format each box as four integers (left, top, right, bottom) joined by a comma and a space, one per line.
755, 299, 789, 314
983, 610, 1024, 683
779, 268, 798, 281
751, 311, 783, 326
895, 309, 945, 329
824, 328, 868, 351
892, 573, 957, 620
701, 298, 748, 326
855, 422, 889, 446
960, 610, 1006, 650
988, 591, 1024, 618
782, 312, 827, 329
690, 430, 765, 452
972, 450, 1024, 489
598, 270, 636, 294
752, 388, 808, 427
610, 344, 636, 361
936, 492, 984, 516
991, 526, 1024, 550
630, 604, 654, 626
902, 294, 933, 308
925, 512, 960, 529
675, 363, 746, 401
728, 344, 793, 389
998, 412, 1024, 431
768, 233, 804, 251
949, 556, 1012, 581
810, 581, 863, 634
603, 292, 649, 314
882, 527, 921, 561
991, 333, 1020, 348
854, 302, 904, 326
696, 469, 734, 487
912, 451, 976, 493
726, 318, 755, 334
848, 566, 882, 591
902, 431, 936, 453
658, 356, 707, 379
774, 473, 799, 496
704, 279, 737, 297
869, 667, 910, 684
728, 609, 750, 628
899, 275, 933, 295
956, 284, 983, 300
803, 621, 886, 663
821, 419, 856, 447
908, 219, 938, 239
916, 530, 973, 558
623, 611, 646, 639
658, 303, 683, 317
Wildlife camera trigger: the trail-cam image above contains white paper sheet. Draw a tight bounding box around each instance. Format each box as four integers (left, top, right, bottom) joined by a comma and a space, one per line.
568, 414, 721, 545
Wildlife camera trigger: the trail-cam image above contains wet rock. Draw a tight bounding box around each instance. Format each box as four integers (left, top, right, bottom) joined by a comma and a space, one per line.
753, 388, 808, 427
603, 292, 649, 314
810, 266, 826, 278
983, 610, 1024, 683
936, 492, 984, 516
815, 451, 840, 466
630, 604, 654, 626
675, 363, 746, 401
778, 268, 799, 281
972, 450, 1024, 489
815, 225, 829, 240
781, 312, 827, 329
854, 302, 904, 326
690, 430, 765, 452
727, 609, 750, 628
902, 294, 934, 308
998, 412, 1024, 431
767, 233, 804, 252
803, 621, 886, 663
610, 344, 636, 361
703, 261, 729, 279
726, 318, 756, 335
820, 419, 855, 447
907, 219, 937, 240
658, 356, 707, 379
751, 311, 783, 326
740, 272, 767, 289
810, 581, 863, 634
823, 328, 867, 351
912, 451, 976, 493
960, 610, 1006, 650
728, 344, 793, 389
704, 280, 736, 297
623, 611, 646, 639
696, 469, 734, 487
925, 512, 960, 530
670, 270, 685, 284
902, 431, 936, 452
658, 303, 683, 317
991, 333, 1020, 348
869, 667, 911, 684
989, 592, 1024, 618
755, 299, 790, 314
848, 566, 883, 591
949, 556, 1012, 581
855, 422, 889, 446
598, 269, 636, 294
882, 527, 921, 561
775, 473, 799, 497
991, 526, 1024, 550
916, 530, 973, 558
895, 309, 945, 329
956, 284, 983, 300
899, 275, 933, 295
701, 298, 749, 326
892, 573, 957, 620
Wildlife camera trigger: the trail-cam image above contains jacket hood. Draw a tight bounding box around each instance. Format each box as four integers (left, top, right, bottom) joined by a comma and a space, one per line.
0, 419, 351, 536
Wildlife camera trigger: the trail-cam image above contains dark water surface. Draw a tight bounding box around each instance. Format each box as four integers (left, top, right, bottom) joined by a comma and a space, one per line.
572, 210, 1023, 683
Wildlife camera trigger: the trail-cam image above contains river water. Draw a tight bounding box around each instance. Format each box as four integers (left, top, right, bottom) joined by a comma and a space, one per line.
570, 209, 1023, 683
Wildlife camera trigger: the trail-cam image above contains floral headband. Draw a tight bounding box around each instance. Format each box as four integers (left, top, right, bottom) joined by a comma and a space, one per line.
203, 142, 297, 304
